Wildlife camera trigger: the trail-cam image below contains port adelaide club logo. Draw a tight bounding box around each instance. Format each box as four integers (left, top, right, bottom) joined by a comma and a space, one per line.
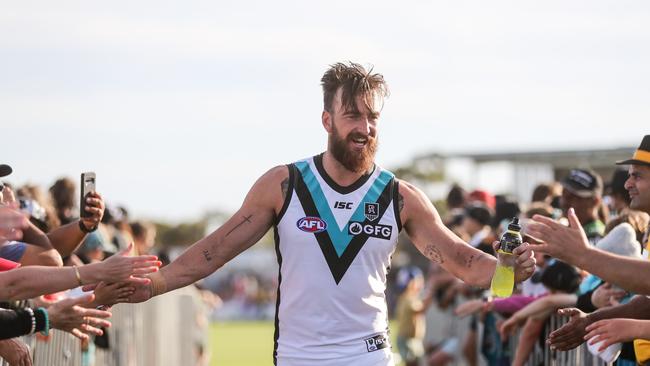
364, 202, 379, 221
350, 202, 392, 240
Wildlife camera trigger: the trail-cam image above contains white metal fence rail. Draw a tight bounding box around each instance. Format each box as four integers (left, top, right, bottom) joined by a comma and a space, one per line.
1, 286, 207, 366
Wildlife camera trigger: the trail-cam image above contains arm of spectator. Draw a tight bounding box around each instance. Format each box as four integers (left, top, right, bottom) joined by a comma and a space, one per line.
499, 294, 564, 340
400, 180, 535, 287
501, 293, 578, 338
20, 220, 53, 250
0, 205, 29, 241
511, 318, 545, 364
0, 243, 160, 301
523, 293, 577, 319
591, 283, 627, 309
499, 312, 527, 339
455, 298, 487, 318
47, 192, 105, 257
0, 338, 32, 366
0, 308, 38, 340
585, 318, 650, 352
18, 242, 63, 267
528, 209, 650, 295
548, 295, 650, 351
491, 294, 538, 316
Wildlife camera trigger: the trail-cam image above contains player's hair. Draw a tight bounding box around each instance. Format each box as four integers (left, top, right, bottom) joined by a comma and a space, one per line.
320, 62, 389, 114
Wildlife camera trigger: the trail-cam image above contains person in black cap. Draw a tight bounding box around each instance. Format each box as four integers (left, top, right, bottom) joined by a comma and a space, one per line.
524, 135, 650, 353
560, 168, 606, 245
0, 165, 12, 179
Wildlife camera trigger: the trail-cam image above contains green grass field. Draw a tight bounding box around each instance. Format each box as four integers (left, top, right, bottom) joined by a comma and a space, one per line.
210, 321, 276, 366
210, 321, 399, 366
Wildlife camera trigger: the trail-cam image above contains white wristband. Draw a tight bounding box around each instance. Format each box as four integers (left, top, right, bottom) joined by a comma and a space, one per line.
25, 307, 36, 334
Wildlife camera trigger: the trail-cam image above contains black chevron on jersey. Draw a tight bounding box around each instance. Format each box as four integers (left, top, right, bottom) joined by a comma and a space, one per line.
292, 164, 395, 284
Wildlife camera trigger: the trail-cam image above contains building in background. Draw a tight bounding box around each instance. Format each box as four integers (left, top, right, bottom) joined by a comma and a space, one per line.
394, 145, 635, 205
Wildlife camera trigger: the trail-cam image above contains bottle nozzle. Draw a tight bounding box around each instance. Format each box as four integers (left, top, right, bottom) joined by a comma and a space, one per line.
508, 217, 521, 232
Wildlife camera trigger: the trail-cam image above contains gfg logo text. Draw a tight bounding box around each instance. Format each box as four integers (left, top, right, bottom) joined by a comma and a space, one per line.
348, 222, 392, 240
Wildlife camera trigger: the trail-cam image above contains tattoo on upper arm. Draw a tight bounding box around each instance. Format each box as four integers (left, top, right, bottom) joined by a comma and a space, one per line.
202, 249, 213, 262
225, 215, 253, 237
424, 244, 444, 264
398, 192, 405, 212
281, 178, 289, 200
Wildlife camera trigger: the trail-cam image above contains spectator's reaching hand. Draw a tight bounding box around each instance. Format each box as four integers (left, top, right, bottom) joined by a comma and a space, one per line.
0, 338, 32, 366
81, 242, 160, 285
79, 192, 104, 232
527, 208, 589, 263
48, 293, 112, 340
585, 318, 650, 351
547, 307, 591, 350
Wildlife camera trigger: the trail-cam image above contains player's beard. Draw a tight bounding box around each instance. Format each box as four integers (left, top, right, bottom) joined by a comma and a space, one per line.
329, 121, 378, 174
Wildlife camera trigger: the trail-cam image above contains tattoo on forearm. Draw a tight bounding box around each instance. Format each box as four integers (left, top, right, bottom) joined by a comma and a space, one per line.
398, 193, 405, 212
202, 249, 213, 262
281, 178, 289, 200
424, 244, 444, 264
225, 215, 253, 237
465, 254, 475, 268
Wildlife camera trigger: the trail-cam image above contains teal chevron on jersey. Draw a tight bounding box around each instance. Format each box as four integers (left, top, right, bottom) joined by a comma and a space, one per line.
294, 161, 393, 256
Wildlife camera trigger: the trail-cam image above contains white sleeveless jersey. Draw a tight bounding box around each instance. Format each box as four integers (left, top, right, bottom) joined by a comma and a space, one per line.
273, 154, 401, 366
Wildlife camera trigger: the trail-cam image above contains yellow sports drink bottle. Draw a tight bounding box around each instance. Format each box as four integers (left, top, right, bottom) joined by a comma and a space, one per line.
490, 217, 522, 298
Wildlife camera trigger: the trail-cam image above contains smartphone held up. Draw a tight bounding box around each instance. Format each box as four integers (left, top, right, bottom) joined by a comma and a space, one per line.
80, 172, 96, 218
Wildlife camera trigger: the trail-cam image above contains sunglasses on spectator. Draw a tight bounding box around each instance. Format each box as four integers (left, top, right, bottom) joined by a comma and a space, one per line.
0, 183, 4, 192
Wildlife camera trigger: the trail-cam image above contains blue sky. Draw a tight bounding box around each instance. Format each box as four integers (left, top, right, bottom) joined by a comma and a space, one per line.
2, 1, 648, 221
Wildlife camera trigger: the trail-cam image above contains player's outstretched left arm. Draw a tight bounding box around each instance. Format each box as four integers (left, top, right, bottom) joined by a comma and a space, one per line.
399, 180, 535, 288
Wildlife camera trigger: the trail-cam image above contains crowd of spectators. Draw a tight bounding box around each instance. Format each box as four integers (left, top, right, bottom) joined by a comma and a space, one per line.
4, 135, 649, 366
0, 165, 162, 366
391, 135, 650, 366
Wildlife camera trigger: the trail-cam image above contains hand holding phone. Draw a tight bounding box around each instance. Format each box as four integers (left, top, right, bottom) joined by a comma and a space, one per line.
80, 172, 96, 218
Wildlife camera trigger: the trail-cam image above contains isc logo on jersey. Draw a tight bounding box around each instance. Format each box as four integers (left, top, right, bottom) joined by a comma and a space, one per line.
348, 221, 392, 240
296, 217, 327, 233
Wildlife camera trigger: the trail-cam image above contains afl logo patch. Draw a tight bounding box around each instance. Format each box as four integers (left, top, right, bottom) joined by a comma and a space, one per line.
297, 217, 327, 233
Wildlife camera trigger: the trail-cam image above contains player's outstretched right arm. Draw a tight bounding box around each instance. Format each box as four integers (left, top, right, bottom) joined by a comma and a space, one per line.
129, 166, 289, 302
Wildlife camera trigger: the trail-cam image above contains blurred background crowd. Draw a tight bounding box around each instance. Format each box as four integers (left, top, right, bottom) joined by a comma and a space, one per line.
3, 132, 650, 366
2, 144, 648, 366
